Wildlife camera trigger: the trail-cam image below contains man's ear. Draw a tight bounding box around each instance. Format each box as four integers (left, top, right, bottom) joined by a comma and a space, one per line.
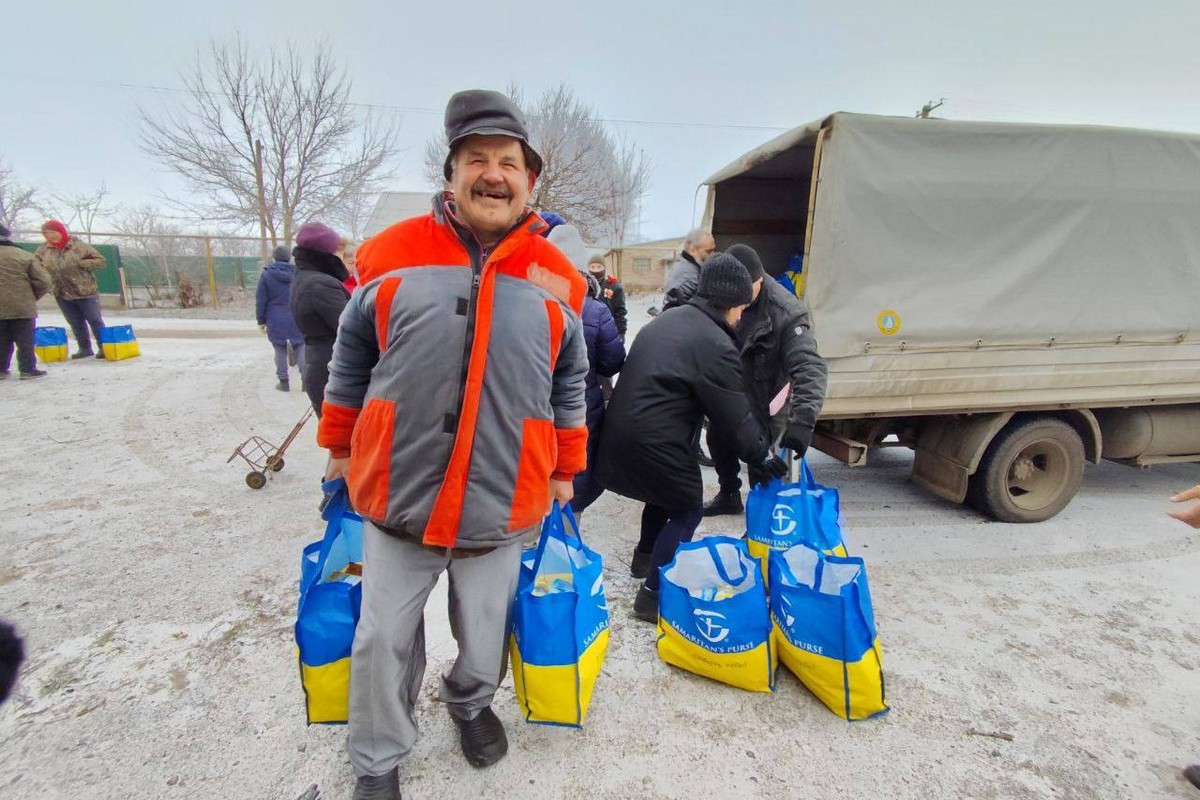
526, 171, 538, 192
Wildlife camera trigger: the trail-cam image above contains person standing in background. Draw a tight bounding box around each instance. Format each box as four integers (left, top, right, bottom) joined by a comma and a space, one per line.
587, 253, 627, 340
547, 225, 626, 515
34, 220, 107, 360
661, 228, 716, 311
338, 238, 359, 293
256, 245, 307, 392
0, 223, 52, 379
289, 222, 349, 416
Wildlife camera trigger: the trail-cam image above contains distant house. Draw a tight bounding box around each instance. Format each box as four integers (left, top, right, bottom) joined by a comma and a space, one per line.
597, 235, 686, 292
364, 191, 434, 238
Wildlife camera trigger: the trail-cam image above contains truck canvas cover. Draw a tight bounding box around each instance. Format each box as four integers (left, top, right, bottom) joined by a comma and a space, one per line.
704, 113, 1200, 417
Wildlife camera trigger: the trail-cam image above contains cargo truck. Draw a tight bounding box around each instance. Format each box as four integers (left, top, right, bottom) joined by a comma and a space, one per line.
701, 113, 1200, 521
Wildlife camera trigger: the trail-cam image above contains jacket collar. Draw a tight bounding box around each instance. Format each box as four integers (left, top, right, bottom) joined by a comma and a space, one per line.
681, 251, 701, 270
738, 286, 773, 347
293, 246, 348, 282
688, 297, 737, 340
434, 190, 540, 262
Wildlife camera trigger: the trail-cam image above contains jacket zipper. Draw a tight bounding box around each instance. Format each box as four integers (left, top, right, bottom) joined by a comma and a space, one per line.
447, 209, 536, 435
454, 246, 485, 424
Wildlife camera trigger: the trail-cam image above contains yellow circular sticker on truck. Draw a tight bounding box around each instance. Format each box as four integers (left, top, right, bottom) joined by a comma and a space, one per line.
877, 310, 901, 336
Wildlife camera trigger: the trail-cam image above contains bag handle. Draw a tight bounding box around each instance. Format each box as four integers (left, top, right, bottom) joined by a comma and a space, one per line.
304, 479, 351, 597
529, 501, 585, 577
705, 537, 752, 587
799, 458, 816, 488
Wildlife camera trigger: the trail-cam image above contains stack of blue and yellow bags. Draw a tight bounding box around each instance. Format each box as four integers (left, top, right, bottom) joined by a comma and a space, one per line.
654, 459, 889, 720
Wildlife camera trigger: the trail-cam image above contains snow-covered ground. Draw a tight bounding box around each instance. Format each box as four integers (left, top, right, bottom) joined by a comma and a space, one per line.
1, 298, 1198, 799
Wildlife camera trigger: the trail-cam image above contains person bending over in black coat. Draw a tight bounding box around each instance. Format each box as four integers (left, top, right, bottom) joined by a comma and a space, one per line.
594, 253, 787, 622
289, 221, 350, 417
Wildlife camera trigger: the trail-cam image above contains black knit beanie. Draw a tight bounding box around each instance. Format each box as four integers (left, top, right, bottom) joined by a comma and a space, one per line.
697, 253, 753, 309
725, 244, 765, 281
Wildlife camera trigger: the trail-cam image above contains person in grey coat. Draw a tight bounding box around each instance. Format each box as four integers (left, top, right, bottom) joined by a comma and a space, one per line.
256, 245, 306, 392
661, 228, 716, 310
0, 224, 52, 379
704, 244, 829, 515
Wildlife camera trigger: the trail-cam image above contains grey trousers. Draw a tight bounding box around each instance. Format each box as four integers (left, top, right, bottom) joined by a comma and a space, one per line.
271, 341, 306, 382
348, 520, 523, 778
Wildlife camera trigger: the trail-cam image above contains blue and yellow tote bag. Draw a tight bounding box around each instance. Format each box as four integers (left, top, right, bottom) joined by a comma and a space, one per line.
657, 536, 776, 693
747, 459, 846, 584
98, 325, 140, 360
510, 503, 609, 727
295, 478, 363, 724
768, 543, 888, 720
34, 326, 68, 363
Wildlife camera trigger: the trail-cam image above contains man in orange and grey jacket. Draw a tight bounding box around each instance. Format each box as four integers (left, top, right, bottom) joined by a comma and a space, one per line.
317, 89, 588, 800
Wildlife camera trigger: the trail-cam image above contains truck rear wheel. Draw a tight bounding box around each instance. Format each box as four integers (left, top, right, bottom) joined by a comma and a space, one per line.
971, 417, 1085, 523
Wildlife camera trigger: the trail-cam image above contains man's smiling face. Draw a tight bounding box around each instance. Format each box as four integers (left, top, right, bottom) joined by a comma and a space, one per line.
450, 135, 536, 246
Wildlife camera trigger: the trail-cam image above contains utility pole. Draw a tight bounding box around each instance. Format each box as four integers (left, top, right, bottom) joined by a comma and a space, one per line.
254, 139, 269, 264
916, 98, 945, 119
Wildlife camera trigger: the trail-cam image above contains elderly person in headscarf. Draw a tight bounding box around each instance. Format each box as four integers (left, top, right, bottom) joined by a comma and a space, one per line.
34, 220, 108, 359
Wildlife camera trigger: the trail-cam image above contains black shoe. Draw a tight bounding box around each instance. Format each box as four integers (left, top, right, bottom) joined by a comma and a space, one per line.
630, 548, 654, 580
352, 767, 400, 800
1184, 765, 1200, 790
702, 489, 743, 517
633, 585, 659, 624
276, 381, 290, 392
450, 706, 508, 768
70, 350, 94, 360
19, 369, 47, 380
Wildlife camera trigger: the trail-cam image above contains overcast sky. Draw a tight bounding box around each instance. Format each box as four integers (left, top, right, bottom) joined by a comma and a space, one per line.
4, 0, 1199, 242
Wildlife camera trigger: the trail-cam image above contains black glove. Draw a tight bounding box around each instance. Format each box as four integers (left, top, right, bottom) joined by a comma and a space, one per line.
780, 427, 812, 460
755, 453, 789, 483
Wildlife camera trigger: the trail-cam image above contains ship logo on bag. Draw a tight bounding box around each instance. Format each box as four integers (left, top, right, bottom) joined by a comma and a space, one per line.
780, 595, 795, 628
693, 609, 731, 644
771, 505, 798, 537
592, 573, 608, 611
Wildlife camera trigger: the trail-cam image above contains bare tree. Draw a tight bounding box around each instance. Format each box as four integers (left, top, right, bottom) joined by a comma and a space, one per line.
50, 182, 120, 241
423, 84, 651, 246
115, 204, 193, 294
328, 185, 378, 243
139, 37, 399, 246
0, 159, 39, 232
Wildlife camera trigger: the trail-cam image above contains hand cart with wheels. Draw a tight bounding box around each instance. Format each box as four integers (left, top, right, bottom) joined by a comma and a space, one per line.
228, 406, 314, 488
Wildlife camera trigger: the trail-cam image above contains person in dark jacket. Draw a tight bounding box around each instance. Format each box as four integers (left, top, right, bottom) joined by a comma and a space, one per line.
256, 245, 307, 392
547, 225, 626, 514
661, 228, 715, 311
586, 254, 627, 339
0, 619, 23, 705
703, 244, 829, 515
289, 222, 349, 416
595, 253, 787, 622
